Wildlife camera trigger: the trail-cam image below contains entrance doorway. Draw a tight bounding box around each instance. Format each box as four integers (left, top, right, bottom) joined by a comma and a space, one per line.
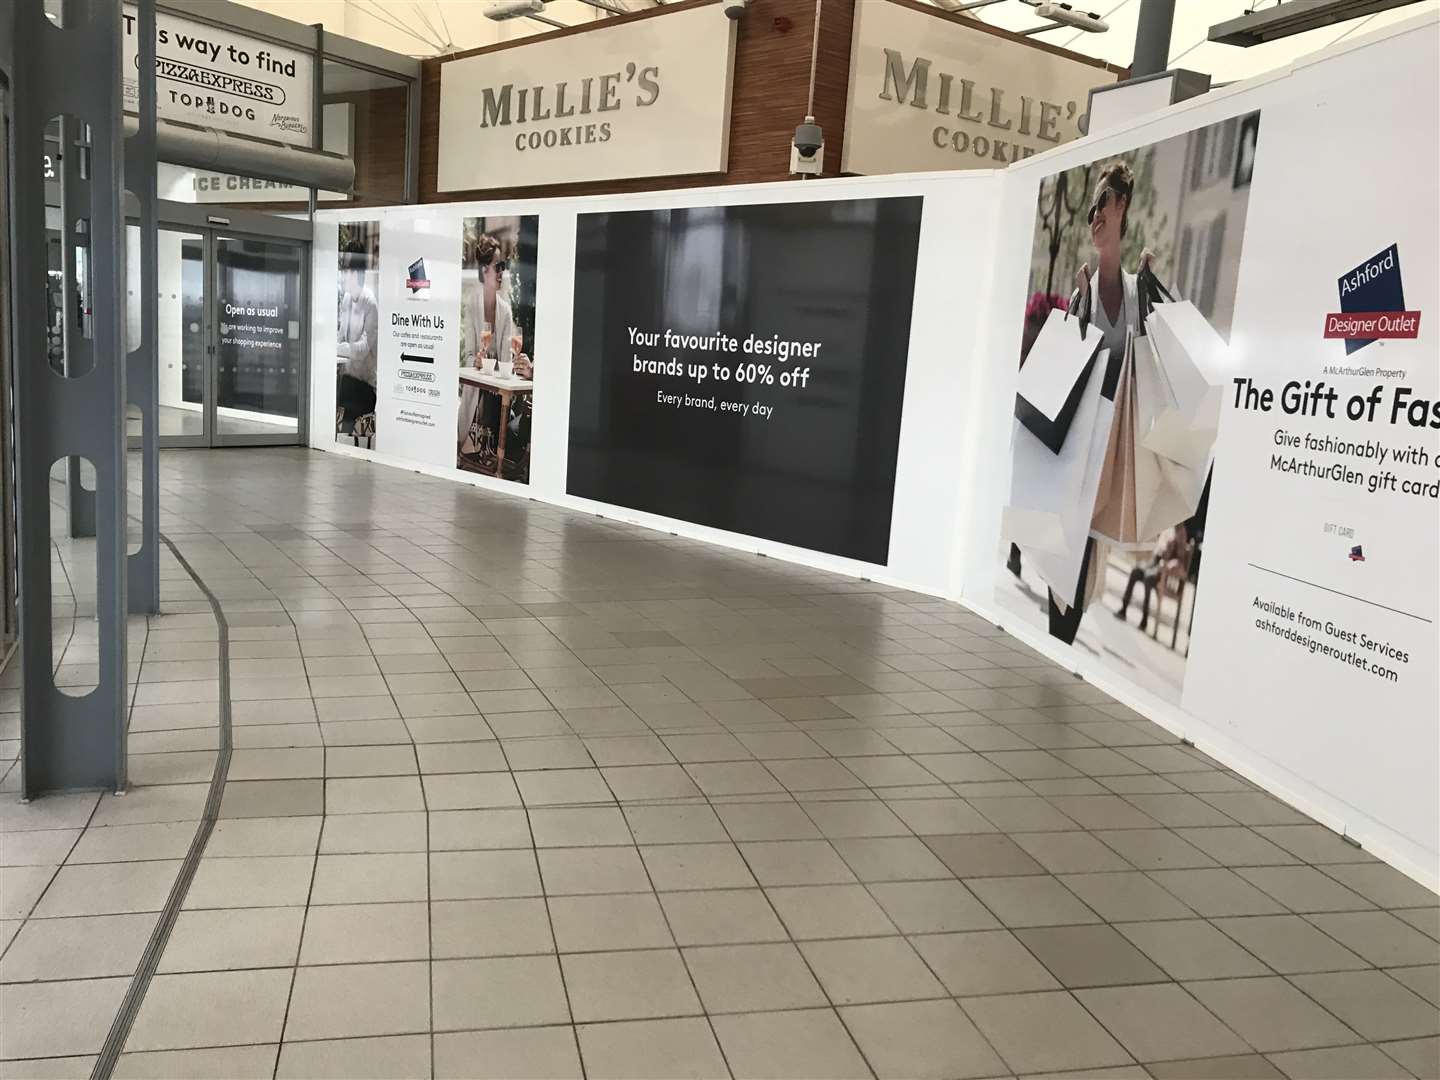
130, 213, 310, 448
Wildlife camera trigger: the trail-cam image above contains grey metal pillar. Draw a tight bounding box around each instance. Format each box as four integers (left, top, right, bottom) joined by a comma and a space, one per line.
10, 0, 129, 794
1132, 0, 1177, 77
125, 0, 159, 614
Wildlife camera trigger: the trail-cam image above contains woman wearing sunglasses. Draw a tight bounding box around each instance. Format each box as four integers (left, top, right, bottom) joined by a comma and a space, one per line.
1048, 161, 1155, 644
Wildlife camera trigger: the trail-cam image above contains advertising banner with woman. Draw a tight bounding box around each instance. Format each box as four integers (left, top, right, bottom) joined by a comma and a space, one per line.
999, 114, 1258, 707
335, 221, 380, 450
987, 19, 1437, 881
458, 216, 540, 486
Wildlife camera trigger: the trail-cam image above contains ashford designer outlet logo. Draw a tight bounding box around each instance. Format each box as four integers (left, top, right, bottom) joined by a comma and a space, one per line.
1324, 243, 1422, 354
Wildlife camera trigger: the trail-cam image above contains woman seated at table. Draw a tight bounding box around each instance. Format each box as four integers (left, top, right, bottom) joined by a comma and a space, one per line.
457, 235, 532, 452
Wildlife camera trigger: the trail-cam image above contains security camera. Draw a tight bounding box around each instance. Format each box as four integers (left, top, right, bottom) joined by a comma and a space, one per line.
1035, 2, 1108, 32
791, 116, 824, 177
722, 0, 748, 19
484, 0, 545, 20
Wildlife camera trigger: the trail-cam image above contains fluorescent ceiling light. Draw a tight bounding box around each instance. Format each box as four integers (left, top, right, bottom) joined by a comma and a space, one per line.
1209, 0, 1424, 46
484, 0, 547, 21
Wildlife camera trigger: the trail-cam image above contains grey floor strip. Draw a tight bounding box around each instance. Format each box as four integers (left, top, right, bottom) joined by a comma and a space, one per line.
90, 534, 234, 1080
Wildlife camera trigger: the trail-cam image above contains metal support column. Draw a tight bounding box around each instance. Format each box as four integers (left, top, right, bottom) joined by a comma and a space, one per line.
10, 0, 129, 794
1132, 0, 1177, 77
126, 0, 159, 614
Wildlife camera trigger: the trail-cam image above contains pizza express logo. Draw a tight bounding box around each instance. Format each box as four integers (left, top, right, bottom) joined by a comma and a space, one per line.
477, 62, 660, 153
1324, 244, 1422, 354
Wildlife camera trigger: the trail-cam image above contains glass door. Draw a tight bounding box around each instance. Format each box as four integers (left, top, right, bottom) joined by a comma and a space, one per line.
151, 227, 209, 445
211, 234, 307, 445
140, 225, 308, 448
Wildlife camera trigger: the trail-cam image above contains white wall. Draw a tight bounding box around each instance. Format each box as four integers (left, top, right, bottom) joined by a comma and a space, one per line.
314, 170, 1003, 600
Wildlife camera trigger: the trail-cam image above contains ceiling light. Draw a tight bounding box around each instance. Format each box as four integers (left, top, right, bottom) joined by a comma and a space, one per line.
483, 0, 547, 21
1209, 0, 1423, 46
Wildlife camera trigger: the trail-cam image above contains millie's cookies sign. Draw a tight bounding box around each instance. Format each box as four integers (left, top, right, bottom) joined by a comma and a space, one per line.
842, 0, 1118, 174
438, 4, 736, 192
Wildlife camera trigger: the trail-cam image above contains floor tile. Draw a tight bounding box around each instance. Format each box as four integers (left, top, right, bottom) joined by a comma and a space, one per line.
561, 949, 701, 1022
1185, 976, 1360, 1052
1076, 983, 1250, 1061
299, 901, 429, 964
528, 806, 631, 848
274, 1035, 429, 1080
431, 897, 555, 958
1307, 911, 1440, 968
433, 1026, 582, 1080
0, 912, 156, 982
830, 836, 950, 882
284, 961, 430, 1040
1146, 1055, 1285, 1079
960, 990, 1132, 1074
800, 935, 945, 1004
965, 874, 1099, 927
1377, 1035, 1440, 1079
1289, 970, 1440, 1041
117, 1044, 279, 1079
1212, 914, 1370, 974
127, 968, 292, 1051
625, 805, 728, 844
765, 884, 896, 939
318, 811, 427, 854
912, 929, 1060, 996
643, 843, 756, 891
550, 892, 673, 952
922, 833, 1045, 878
577, 1018, 728, 1080
1150, 869, 1289, 917
432, 955, 571, 1030
838, 999, 1006, 1079
1267, 1043, 1412, 1080
1015, 924, 1167, 987
711, 1009, 872, 1080
683, 943, 827, 1013
868, 879, 1000, 934
0, 978, 129, 1059
309, 852, 425, 904
1116, 919, 1268, 980
431, 849, 540, 900
33, 861, 180, 918
659, 888, 787, 946
157, 906, 304, 972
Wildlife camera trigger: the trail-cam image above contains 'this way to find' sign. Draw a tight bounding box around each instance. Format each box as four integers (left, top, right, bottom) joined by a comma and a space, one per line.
121, 4, 315, 147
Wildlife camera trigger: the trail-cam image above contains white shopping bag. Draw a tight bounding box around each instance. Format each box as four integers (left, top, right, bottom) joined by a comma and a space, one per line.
1005, 352, 1115, 607
1142, 300, 1228, 470
1091, 330, 1212, 549
1015, 308, 1104, 455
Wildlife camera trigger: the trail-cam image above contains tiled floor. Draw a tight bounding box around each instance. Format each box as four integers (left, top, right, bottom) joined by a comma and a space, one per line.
1, 447, 1437, 1080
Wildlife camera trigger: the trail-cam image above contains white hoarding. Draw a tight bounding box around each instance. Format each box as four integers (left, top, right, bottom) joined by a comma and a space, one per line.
437, 4, 736, 192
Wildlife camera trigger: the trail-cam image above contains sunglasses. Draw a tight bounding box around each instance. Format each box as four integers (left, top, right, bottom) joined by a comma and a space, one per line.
1087, 187, 1120, 225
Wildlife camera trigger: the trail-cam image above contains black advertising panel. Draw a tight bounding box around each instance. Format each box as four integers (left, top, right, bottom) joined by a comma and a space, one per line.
567, 197, 923, 564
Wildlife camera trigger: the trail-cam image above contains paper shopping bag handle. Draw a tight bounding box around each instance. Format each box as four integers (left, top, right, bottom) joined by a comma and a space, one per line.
1064, 284, 1093, 340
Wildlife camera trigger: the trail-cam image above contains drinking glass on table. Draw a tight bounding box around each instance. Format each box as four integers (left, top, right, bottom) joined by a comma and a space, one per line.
510, 331, 524, 367
480, 322, 495, 373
